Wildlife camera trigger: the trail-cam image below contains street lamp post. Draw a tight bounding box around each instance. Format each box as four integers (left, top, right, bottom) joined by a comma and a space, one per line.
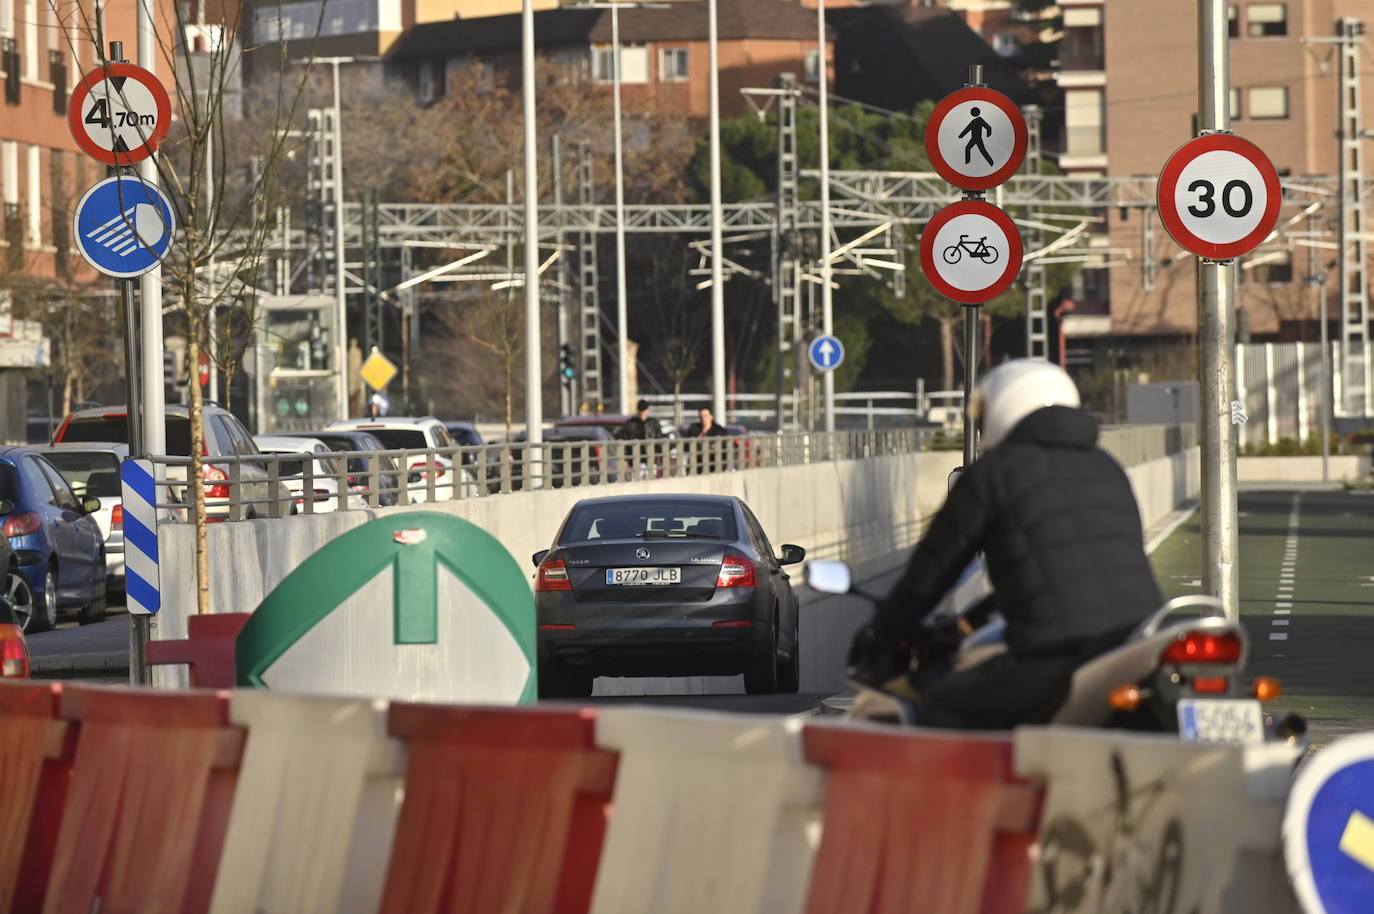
575, 2, 665, 414
816, 0, 834, 433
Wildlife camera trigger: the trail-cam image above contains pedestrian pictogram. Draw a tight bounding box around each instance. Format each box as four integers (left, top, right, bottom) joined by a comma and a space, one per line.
808, 335, 845, 372
925, 87, 1027, 191
920, 200, 1023, 304
72, 175, 176, 279
1282, 732, 1374, 914
359, 347, 398, 391
68, 62, 171, 167
235, 512, 538, 702
1158, 133, 1281, 260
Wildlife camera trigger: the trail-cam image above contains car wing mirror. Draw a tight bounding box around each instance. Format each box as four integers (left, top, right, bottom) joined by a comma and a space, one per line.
0, 498, 13, 516
532, 549, 549, 568
779, 544, 806, 565
82, 495, 102, 514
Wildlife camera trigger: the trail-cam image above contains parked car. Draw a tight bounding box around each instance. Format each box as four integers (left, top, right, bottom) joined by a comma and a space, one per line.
328, 417, 478, 501
0, 446, 107, 633
487, 426, 618, 492
533, 493, 805, 697
52, 403, 291, 520
277, 429, 403, 507
443, 421, 488, 472
254, 436, 358, 514
554, 414, 675, 478
38, 442, 186, 596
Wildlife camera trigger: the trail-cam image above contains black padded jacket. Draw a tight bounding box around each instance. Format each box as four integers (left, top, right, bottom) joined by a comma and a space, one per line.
875, 405, 1164, 658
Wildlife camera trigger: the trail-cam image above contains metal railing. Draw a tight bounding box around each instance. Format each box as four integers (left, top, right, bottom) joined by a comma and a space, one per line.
146, 427, 938, 523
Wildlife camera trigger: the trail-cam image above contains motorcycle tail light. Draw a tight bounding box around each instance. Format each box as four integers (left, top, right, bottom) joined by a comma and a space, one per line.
1159, 631, 1242, 665
1252, 676, 1282, 701
1191, 676, 1229, 694
1107, 684, 1142, 711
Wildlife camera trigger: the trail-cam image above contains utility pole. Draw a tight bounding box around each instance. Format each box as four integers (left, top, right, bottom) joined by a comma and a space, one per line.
1023, 104, 1047, 359
1336, 18, 1370, 417
1196, 0, 1240, 621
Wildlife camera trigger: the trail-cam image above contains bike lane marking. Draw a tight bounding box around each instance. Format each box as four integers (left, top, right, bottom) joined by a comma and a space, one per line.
1271, 493, 1300, 641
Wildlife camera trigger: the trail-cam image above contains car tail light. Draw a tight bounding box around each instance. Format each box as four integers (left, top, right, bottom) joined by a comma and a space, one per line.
1191, 676, 1230, 694
716, 554, 756, 588
711, 620, 753, 628
1159, 631, 1242, 665
539, 624, 576, 630
110, 503, 123, 529
1, 512, 41, 538
0, 625, 30, 678
295, 488, 331, 504
202, 464, 229, 499
536, 557, 571, 591
410, 461, 447, 480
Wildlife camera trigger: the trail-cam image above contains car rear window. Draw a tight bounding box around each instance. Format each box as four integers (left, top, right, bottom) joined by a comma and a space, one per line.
559, 501, 736, 543
0, 463, 17, 502
448, 427, 483, 446
366, 429, 430, 450
264, 455, 341, 478
60, 415, 194, 455
42, 452, 123, 497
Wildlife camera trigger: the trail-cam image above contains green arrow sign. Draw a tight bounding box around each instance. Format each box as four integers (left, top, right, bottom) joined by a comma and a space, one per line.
236, 512, 537, 702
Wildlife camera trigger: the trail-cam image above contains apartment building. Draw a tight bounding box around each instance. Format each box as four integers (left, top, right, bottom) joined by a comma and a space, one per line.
1047, 0, 1374, 369
382, 0, 828, 121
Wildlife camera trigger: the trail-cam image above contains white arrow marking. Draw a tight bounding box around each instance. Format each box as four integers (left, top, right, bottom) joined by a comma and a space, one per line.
818, 340, 835, 366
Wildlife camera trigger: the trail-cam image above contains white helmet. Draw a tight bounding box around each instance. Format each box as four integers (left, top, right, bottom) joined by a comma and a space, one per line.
968, 359, 1081, 450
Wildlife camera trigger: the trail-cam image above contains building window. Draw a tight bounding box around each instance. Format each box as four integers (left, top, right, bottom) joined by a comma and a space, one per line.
1248, 86, 1288, 119
3, 38, 19, 106
1061, 7, 1104, 71
1230, 88, 1241, 119
803, 47, 820, 83
1247, 3, 1286, 37
50, 50, 66, 114
591, 44, 648, 84
1228, 5, 1239, 38
1064, 88, 1105, 156
659, 47, 688, 82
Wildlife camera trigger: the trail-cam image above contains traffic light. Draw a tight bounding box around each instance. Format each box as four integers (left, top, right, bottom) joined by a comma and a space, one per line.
559, 343, 576, 381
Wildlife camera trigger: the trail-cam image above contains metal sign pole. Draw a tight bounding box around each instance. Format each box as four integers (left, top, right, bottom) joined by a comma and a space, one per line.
963, 303, 979, 467
1197, 0, 1240, 622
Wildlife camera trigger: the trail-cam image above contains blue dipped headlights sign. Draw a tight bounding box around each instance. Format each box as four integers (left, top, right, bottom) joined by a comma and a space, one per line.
73, 175, 176, 279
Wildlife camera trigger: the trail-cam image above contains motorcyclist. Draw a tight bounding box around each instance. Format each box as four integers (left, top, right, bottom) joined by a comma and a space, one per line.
848, 359, 1164, 729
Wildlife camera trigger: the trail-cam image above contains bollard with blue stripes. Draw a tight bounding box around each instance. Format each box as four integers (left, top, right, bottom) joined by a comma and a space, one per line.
120, 458, 161, 615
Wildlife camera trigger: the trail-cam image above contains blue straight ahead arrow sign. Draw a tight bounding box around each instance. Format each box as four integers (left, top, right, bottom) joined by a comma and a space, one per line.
808, 335, 845, 372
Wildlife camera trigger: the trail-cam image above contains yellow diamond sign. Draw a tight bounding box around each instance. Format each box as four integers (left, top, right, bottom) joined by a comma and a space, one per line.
359, 348, 398, 391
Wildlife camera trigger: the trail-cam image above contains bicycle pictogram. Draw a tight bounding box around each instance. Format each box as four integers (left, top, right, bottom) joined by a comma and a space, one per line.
942, 234, 1000, 265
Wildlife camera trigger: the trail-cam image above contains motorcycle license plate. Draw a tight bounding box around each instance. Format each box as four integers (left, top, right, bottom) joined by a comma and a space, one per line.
1178, 698, 1265, 745
607, 567, 680, 585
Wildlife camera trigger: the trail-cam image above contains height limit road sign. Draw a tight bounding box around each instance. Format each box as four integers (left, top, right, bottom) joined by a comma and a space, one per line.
1158, 133, 1280, 260
920, 200, 1023, 305
925, 87, 1027, 191
69, 62, 171, 167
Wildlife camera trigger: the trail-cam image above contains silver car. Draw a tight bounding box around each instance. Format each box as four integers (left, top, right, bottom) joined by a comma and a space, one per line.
38, 443, 186, 595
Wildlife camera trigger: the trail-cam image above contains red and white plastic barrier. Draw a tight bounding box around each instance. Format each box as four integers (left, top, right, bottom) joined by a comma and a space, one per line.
0, 681, 1315, 913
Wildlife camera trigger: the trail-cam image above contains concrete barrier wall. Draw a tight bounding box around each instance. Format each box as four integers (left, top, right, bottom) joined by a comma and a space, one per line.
1237, 454, 1371, 483
153, 426, 1197, 690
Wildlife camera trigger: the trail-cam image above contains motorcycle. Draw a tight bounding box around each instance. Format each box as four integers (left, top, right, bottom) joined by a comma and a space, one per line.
805, 559, 1307, 746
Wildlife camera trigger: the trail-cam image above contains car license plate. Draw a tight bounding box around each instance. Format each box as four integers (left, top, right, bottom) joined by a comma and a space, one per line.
1177, 698, 1265, 745
607, 567, 680, 585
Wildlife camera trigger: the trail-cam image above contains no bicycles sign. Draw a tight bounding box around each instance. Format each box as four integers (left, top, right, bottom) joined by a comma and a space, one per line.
919, 200, 1023, 304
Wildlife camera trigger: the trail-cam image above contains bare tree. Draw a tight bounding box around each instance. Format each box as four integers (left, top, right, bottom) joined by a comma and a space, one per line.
56, 0, 330, 614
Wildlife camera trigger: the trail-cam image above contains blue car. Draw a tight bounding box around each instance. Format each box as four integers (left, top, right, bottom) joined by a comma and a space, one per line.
0, 446, 107, 633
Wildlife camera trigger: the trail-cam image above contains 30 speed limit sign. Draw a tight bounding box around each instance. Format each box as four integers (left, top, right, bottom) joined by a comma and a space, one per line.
68, 63, 171, 167
1157, 134, 1280, 260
